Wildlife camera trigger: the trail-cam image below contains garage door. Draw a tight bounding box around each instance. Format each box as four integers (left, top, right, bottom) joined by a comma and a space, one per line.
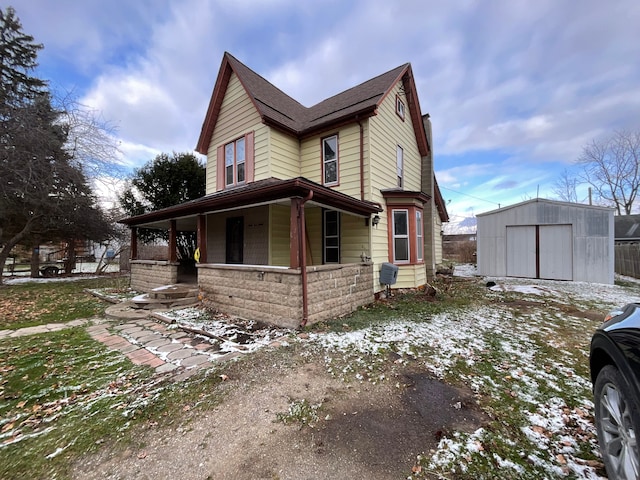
539, 225, 573, 280
506, 225, 573, 280
506, 226, 536, 278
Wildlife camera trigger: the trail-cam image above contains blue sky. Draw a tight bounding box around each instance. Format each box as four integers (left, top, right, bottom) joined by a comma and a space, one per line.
11, 0, 640, 230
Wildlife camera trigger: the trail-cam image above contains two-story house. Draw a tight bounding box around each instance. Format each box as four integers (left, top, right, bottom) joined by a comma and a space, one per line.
121, 52, 448, 328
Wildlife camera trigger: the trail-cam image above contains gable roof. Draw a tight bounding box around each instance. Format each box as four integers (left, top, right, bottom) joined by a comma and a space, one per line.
196, 52, 429, 156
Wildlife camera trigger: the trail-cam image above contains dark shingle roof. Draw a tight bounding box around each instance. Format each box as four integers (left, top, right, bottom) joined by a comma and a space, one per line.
197, 52, 415, 152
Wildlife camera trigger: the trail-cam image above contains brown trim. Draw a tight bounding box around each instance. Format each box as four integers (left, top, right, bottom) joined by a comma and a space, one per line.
197, 56, 233, 154
216, 145, 224, 191
381, 189, 431, 204
130, 227, 138, 260
120, 178, 382, 228
169, 220, 177, 263
387, 205, 425, 266
197, 215, 207, 263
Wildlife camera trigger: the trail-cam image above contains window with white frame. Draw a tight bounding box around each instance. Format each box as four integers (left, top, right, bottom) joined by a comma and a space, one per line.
323, 135, 338, 185
396, 95, 405, 120
225, 136, 245, 187
396, 145, 404, 188
392, 209, 409, 262
416, 210, 423, 261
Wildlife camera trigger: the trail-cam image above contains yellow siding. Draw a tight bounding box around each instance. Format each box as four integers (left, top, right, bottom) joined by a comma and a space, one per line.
205, 207, 269, 264
305, 207, 322, 266
341, 214, 370, 263
205, 73, 264, 194
270, 129, 301, 179
269, 204, 291, 266
433, 214, 443, 264
300, 123, 362, 198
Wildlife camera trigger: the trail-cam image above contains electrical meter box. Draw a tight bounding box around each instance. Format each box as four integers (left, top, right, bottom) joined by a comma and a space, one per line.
380, 262, 398, 285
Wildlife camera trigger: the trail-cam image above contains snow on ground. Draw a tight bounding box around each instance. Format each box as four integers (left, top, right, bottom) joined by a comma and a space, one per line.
302, 265, 630, 478
2, 262, 120, 284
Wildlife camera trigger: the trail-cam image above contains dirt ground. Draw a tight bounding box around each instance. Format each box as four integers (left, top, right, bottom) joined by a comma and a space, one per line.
74, 353, 487, 480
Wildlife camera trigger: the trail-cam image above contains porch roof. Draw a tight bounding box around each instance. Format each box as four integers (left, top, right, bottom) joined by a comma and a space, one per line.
119, 177, 383, 230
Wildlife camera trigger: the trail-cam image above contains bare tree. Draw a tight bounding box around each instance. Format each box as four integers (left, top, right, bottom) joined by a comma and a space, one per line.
552, 168, 579, 203
577, 130, 640, 215
55, 92, 124, 182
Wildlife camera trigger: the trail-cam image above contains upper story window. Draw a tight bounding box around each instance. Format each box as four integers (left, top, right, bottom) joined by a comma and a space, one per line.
216, 131, 254, 191
396, 145, 404, 188
323, 135, 338, 185
396, 95, 405, 121
225, 137, 245, 187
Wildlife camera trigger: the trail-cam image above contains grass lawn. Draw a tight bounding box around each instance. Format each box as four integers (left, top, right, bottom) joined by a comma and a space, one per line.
0, 276, 131, 330
2, 271, 638, 479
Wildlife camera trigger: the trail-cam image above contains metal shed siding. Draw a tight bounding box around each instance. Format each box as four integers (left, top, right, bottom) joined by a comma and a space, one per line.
477, 199, 614, 284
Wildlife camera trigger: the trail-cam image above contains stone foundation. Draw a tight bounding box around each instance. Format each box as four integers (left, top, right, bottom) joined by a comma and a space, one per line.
130, 260, 179, 292
197, 263, 373, 329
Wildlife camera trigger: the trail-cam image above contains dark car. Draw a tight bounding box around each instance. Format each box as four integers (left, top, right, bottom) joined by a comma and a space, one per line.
590, 303, 640, 479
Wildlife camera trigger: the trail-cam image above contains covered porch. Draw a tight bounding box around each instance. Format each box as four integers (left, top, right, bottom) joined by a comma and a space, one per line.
120, 177, 382, 328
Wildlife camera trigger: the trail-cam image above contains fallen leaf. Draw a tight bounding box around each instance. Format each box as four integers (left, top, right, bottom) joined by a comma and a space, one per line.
412, 465, 422, 473
16, 401, 27, 408
1, 422, 14, 433
137, 451, 147, 459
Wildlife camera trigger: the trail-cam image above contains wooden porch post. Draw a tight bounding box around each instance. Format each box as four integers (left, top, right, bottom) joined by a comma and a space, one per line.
169, 220, 177, 263
130, 227, 138, 260
197, 214, 207, 263
290, 198, 301, 268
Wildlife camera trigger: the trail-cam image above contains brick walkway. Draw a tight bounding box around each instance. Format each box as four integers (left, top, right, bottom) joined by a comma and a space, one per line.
86, 318, 240, 380
1, 317, 239, 381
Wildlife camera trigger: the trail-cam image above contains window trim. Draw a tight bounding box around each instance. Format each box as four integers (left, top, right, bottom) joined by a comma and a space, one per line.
396, 95, 405, 121
224, 136, 246, 188
322, 209, 340, 264
392, 209, 410, 264
387, 206, 425, 265
322, 134, 339, 186
217, 131, 254, 191
396, 145, 404, 188
416, 210, 423, 262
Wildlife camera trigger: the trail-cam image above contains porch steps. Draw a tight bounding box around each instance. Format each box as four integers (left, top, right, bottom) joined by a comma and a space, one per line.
131, 284, 199, 310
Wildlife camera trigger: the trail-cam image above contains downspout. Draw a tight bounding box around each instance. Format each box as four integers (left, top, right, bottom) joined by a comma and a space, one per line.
358, 119, 365, 201
299, 190, 314, 328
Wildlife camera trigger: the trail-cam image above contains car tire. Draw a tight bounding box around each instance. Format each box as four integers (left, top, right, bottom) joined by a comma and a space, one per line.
594, 364, 640, 480
41, 266, 59, 277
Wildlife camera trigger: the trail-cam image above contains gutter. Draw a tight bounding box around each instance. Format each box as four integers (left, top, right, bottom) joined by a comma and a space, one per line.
299, 190, 313, 328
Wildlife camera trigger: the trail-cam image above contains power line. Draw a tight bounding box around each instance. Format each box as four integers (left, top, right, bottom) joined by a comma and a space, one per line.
439, 186, 501, 207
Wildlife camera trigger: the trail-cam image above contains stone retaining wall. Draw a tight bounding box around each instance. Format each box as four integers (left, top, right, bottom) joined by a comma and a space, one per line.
197, 263, 373, 329
130, 260, 179, 291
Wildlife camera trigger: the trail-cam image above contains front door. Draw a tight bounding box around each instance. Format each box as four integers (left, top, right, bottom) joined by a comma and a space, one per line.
226, 216, 244, 264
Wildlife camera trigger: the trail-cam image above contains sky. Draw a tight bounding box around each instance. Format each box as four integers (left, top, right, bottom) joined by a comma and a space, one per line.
10, 0, 640, 231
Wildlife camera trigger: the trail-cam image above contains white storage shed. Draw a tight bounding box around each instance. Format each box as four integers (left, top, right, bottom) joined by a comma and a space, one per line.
477, 199, 614, 284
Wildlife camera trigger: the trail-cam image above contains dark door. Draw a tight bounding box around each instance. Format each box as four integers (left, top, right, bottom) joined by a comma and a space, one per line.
226, 217, 244, 264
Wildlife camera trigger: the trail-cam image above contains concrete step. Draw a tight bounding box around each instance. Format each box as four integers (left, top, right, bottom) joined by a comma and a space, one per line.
148, 284, 199, 300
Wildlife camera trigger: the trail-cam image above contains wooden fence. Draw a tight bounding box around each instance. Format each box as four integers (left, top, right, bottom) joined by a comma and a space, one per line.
615, 243, 640, 278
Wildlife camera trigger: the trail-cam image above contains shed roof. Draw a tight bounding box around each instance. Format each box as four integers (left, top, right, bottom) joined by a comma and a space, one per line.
477, 198, 614, 217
